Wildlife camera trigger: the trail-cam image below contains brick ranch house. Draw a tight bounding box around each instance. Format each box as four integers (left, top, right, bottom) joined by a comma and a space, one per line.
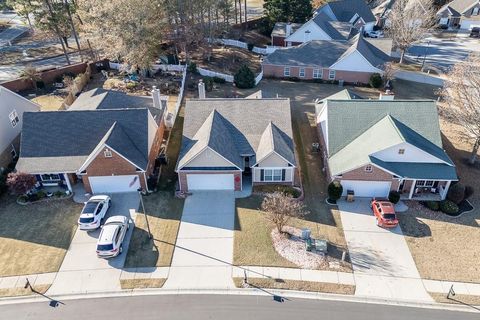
263, 34, 392, 84
315, 89, 457, 200
15, 88, 166, 194
0, 86, 39, 169
176, 97, 296, 192
271, 0, 376, 47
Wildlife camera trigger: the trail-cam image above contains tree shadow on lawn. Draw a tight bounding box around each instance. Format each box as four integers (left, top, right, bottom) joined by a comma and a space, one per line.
0, 195, 80, 249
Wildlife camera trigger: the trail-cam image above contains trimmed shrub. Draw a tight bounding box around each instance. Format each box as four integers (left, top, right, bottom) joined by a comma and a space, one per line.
388, 190, 400, 204
247, 43, 254, 51
464, 185, 474, 200
36, 190, 46, 199
187, 62, 198, 73
439, 200, 459, 215
369, 73, 382, 88
54, 191, 64, 197
234, 65, 255, 89
447, 182, 465, 204
425, 201, 440, 211
327, 181, 343, 203
213, 76, 226, 84
202, 76, 214, 91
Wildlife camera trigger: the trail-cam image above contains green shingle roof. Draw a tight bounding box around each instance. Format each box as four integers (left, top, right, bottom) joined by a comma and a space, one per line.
370, 158, 458, 180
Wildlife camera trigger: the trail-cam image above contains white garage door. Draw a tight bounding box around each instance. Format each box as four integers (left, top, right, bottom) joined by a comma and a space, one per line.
341, 180, 391, 198
89, 175, 141, 193
460, 20, 480, 30
187, 174, 234, 190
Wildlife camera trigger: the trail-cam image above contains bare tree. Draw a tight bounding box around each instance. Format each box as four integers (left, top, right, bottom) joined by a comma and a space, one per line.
382, 61, 397, 84
385, 0, 435, 63
20, 65, 41, 90
261, 192, 307, 235
440, 54, 480, 165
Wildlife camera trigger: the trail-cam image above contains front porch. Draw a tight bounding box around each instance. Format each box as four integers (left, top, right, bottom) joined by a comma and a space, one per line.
33, 173, 76, 193
398, 179, 451, 201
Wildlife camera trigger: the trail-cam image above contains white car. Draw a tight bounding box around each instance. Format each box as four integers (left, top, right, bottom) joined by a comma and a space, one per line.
78, 195, 111, 230
96, 215, 129, 259
365, 30, 384, 38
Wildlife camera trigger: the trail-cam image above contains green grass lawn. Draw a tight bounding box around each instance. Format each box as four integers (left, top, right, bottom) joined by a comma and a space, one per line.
0, 196, 81, 277
125, 104, 185, 268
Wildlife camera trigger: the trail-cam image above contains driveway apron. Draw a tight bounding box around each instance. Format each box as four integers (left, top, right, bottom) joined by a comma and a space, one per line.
163, 191, 236, 289
47, 192, 139, 295
338, 199, 433, 302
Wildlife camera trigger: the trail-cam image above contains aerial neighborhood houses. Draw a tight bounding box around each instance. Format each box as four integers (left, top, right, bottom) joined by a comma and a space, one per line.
0, 86, 39, 169
15, 88, 167, 194
315, 90, 457, 200
437, 0, 480, 29
176, 95, 295, 192
264, 0, 391, 84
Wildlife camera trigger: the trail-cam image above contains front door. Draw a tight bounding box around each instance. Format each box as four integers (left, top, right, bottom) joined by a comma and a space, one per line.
244, 156, 251, 174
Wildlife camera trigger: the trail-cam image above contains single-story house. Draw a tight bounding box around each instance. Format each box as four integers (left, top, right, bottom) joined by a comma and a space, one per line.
15, 89, 166, 194
263, 34, 392, 84
176, 98, 296, 192
0, 86, 39, 169
315, 90, 457, 200
437, 0, 480, 29
272, 0, 375, 47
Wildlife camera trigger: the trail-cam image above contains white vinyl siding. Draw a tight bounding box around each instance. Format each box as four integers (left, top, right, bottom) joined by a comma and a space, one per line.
313, 69, 322, 79
284, 67, 290, 76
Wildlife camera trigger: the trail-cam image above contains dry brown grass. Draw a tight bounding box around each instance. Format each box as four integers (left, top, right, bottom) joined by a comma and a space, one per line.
429, 292, 480, 306
0, 196, 81, 277
233, 277, 355, 294
399, 118, 480, 283
0, 284, 50, 298
32, 95, 65, 111
120, 278, 166, 289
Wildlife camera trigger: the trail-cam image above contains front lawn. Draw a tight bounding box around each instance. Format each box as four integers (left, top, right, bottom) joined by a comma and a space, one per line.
399, 119, 480, 283
0, 196, 81, 277
124, 104, 185, 268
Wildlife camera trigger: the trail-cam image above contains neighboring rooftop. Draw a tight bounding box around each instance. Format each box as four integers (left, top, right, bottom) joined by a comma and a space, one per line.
16, 108, 150, 173
318, 0, 376, 23
438, 0, 477, 16
271, 22, 303, 37
69, 88, 165, 120
312, 11, 358, 40
177, 98, 295, 170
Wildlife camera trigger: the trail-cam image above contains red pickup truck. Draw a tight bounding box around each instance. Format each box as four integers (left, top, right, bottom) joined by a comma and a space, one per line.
371, 198, 398, 228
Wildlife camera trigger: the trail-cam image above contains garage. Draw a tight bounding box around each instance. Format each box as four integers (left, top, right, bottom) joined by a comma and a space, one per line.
89, 175, 141, 193
186, 174, 234, 190
340, 180, 391, 198
460, 20, 480, 30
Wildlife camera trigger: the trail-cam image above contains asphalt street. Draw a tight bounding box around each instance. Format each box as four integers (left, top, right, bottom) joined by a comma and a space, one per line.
0, 294, 478, 320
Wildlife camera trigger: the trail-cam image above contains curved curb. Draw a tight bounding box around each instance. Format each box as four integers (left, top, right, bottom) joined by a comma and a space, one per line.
0, 287, 478, 313
16, 193, 73, 206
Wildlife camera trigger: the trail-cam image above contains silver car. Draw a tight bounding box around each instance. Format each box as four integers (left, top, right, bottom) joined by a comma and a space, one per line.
96, 216, 129, 259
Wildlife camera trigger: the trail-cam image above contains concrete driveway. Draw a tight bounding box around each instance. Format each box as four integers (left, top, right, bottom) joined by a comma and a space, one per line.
406, 33, 480, 72
47, 192, 139, 295
163, 191, 236, 289
338, 199, 432, 302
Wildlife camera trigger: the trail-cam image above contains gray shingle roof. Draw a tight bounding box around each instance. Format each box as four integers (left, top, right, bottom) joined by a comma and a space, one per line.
16, 109, 150, 173
323, 0, 376, 23
256, 122, 296, 165
69, 88, 164, 120
263, 40, 350, 67
177, 98, 294, 171
312, 12, 357, 40
336, 34, 391, 68
438, 0, 477, 16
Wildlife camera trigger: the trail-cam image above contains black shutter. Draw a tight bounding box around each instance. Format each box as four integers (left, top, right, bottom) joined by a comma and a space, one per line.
282, 169, 286, 181
260, 169, 265, 181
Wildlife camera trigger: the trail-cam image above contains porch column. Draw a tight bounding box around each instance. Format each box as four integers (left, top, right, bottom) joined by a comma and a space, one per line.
63, 173, 73, 193
408, 179, 416, 199
441, 181, 451, 200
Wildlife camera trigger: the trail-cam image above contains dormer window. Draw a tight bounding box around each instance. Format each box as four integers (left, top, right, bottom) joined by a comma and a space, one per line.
398, 148, 405, 154
365, 165, 373, 173
104, 148, 112, 158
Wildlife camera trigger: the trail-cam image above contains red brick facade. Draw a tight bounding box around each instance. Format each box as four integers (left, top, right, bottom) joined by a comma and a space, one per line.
263, 64, 374, 84
178, 170, 242, 192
